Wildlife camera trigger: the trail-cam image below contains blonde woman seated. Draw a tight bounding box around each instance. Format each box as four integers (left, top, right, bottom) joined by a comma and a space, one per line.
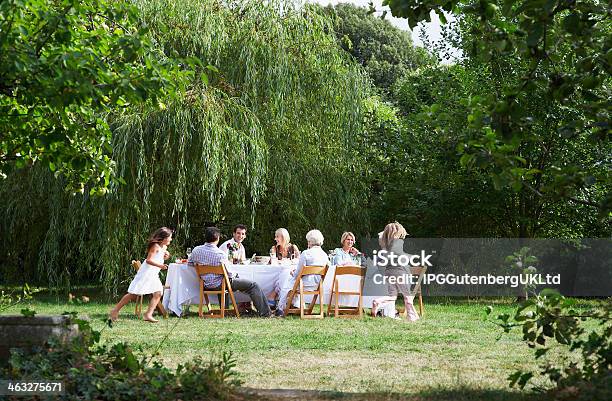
265, 228, 300, 308
270, 228, 300, 261
331, 231, 366, 266
375, 221, 420, 321
275, 229, 328, 317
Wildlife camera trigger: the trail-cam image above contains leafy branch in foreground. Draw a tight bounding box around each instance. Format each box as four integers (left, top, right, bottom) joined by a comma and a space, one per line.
384, 0, 611, 215
0, 0, 188, 194
0, 284, 39, 313
486, 290, 611, 400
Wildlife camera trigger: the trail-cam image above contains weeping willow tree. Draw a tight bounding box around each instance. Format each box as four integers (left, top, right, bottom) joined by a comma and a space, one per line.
0, 0, 371, 292
135, 0, 371, 251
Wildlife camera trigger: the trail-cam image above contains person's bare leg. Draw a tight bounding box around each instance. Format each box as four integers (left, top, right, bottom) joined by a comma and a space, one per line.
110, 293, 137, 321
143, 292, 162, 322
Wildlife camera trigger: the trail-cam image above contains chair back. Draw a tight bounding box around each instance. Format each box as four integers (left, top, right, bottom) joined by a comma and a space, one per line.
300, 265, 328, 277
131, 260, 143, 317
334, 265, 365, 277
194, 264, 226, 276
193, 263, 238, 318
284, 264, 329, 319
409, 266, 426, 275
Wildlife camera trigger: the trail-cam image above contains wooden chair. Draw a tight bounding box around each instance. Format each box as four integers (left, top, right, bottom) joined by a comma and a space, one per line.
194, 264, 240, 318
327, 265, 366, 318
408, 266, 427, 317
131, 260, 168, 319
132, 260, 144, 317
284, 265, 328, 319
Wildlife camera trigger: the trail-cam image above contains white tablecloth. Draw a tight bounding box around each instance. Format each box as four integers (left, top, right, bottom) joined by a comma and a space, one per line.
162, 263, 376, 316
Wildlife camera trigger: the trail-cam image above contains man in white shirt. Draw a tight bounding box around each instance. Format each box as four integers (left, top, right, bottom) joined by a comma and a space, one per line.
219, 224, 247, 262
277, 229, 328, 316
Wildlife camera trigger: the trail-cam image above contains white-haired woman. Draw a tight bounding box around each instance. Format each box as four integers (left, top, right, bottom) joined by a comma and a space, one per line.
276, 229, 328, 317
270, 228, 300, 261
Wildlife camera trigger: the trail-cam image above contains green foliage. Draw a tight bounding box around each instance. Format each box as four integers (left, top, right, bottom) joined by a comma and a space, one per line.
0, 0, 185, 194
487, 291, 612, 400
389, 26, 610, 237
134, 0, 371, 252
2, 0, 608, 293
5, 313, 240, 400
385, 0, 611, 214
320, 3, 434, 93
372, 64, 519, 236
0, 0, 370, 290
505, 247, 538, 297
19, 308, 36, 317
0, 284, 39, 313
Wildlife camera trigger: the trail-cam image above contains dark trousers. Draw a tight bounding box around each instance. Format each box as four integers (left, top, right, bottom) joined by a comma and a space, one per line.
208, 278, 271, 317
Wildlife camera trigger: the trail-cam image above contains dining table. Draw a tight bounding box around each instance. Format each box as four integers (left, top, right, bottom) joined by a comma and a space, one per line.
161, 261, 377, 316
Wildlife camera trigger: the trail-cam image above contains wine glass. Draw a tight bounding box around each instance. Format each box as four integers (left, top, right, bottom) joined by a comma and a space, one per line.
269, 249, 276, 264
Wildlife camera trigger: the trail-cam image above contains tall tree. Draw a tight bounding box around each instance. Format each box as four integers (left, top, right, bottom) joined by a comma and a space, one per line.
384, 0, 611, 216
393, 63, 610, 237
0, 0, 371, 290
0, 0, 184, 193
320, 2, 434, 94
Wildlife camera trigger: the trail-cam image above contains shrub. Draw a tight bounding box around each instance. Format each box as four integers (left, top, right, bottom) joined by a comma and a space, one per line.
4, 314, 240, 400
487, 290, 611, 400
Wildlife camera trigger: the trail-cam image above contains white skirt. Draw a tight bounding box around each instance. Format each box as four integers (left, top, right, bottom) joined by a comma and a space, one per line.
128, 262, 163, 295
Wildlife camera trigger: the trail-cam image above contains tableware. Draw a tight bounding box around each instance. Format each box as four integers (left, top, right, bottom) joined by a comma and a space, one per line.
252, 256, 270, 264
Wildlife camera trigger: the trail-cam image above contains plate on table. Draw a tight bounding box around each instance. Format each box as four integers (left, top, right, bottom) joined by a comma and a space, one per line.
251, 256, 270, 265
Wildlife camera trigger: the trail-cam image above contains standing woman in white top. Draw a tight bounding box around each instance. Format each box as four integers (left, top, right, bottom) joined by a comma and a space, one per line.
109, 227, 172, 323
379, 222, 419, 321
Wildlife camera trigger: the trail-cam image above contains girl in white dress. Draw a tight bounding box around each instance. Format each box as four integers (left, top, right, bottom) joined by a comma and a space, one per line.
109, 227, 173, 323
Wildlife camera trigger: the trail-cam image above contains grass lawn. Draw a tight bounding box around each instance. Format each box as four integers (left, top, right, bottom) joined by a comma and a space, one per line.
3, 289, 592, 400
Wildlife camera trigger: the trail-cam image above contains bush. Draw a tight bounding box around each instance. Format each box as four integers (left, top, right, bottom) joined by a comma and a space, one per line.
488, 290, 611, 401
4, 314, 240, 400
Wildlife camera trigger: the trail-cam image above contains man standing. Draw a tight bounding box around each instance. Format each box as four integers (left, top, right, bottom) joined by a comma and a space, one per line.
189, 227, 272, 317
219, 224, 247, 262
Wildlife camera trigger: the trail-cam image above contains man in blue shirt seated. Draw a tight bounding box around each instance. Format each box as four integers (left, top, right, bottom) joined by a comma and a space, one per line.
188, 227, 272, 317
